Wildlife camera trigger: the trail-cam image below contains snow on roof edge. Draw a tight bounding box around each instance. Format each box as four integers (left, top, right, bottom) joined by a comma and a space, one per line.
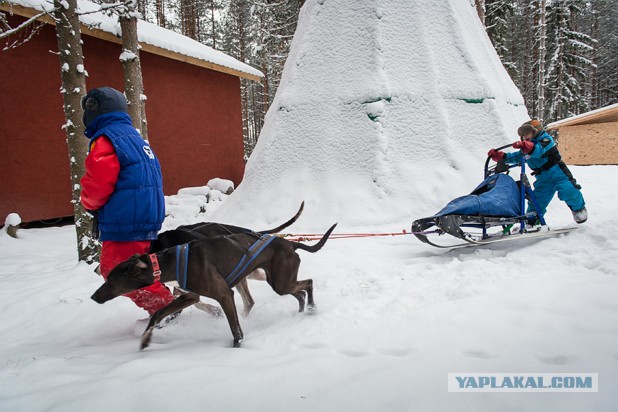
5, 0, 263, 80
547, 103, 618, 129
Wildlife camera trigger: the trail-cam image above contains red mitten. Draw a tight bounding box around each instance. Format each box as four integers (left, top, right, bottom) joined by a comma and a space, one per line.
487, 149, 505, 162
513, 140, 535, 154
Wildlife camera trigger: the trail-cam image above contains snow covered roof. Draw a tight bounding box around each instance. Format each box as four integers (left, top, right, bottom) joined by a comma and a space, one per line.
3, 0, 263, 81
547, 103, 618, 130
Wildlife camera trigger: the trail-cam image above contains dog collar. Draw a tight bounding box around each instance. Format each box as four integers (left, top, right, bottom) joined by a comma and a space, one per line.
148, 253, 162, 282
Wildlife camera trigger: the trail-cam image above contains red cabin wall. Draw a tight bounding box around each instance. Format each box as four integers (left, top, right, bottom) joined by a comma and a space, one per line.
0, 15, 246, 223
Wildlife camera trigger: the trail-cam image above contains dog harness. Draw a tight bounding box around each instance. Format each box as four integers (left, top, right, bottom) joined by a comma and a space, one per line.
149, 235, 274, 291
149, 253, 162, 282
147, 246, 189, 288
176, 243, 190, 289
225, 234, 275, 286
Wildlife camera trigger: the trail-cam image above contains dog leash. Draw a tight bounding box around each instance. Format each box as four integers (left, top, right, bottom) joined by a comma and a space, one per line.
225, 234, 276, 287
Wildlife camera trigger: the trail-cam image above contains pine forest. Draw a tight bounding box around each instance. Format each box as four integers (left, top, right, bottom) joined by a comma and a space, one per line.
12, 0, 616, 156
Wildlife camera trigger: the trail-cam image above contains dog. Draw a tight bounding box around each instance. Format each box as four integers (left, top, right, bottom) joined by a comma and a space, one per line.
91, 223, 337, 350
150, 202, 304, 317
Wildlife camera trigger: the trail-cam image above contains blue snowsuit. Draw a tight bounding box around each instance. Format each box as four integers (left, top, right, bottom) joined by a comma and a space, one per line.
504, 131, 585, 217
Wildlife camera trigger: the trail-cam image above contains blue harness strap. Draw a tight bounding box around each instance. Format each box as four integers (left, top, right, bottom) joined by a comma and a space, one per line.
175, 243, 190, 289
225, 234, 275, 286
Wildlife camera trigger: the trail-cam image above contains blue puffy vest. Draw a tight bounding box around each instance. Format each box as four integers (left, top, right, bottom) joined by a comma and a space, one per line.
87, 112, 165, 241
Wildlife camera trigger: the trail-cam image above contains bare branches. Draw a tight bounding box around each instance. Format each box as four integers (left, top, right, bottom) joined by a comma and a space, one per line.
0, 5, 56, 50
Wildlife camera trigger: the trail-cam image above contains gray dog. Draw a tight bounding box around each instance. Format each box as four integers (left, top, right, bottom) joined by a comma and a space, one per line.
91, 223, 337, 350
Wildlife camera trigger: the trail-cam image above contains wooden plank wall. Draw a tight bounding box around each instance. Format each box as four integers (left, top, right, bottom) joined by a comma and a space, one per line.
558, 122, 618, 165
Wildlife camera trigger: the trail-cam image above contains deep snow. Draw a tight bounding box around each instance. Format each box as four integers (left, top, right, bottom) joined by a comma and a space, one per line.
1, 166, 617, 412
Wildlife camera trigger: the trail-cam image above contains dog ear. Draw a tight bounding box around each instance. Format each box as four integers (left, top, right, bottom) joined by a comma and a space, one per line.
136, 260, 148, 269
124, 255, 148, 276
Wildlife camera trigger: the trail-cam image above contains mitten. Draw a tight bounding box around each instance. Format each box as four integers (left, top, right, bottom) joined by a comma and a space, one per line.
487, 149, 505, 162
513, 140, 535, 154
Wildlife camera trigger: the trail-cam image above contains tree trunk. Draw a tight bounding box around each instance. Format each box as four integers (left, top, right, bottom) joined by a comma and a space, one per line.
589, 2, 599, 108
53, 0, 99, 263
181, 0, 198, 40
211, 0, 217, 49
119, 5, 148, 140
537, 0, 546, 121
261, 70, 269, 127
475, 0, 486, 25
156, 0, 166, 28
554, 4, 565, 120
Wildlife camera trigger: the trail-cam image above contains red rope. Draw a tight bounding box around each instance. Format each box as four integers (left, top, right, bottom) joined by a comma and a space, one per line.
279, 229, 423, 242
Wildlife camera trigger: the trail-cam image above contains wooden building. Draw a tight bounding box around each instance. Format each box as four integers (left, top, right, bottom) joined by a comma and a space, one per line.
0, 0, 262, 223
547, 103, 618, 165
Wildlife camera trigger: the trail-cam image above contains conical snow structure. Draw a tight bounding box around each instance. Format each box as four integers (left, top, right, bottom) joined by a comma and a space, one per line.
213, 0, 529, 231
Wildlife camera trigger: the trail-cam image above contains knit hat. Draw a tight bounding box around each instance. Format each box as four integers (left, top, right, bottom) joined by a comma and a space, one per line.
81, 87, 128, 129
517, 119, 543, 138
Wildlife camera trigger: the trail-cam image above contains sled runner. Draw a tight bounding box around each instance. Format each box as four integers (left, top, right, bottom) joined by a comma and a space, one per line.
411, 144, 579, 249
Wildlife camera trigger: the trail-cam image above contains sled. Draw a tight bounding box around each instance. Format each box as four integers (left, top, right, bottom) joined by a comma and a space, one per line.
411, 144, 578, 249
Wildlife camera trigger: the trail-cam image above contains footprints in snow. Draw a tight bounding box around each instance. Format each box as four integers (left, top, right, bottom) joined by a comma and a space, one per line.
462, 349, 579, 366
297, 342, 413, 358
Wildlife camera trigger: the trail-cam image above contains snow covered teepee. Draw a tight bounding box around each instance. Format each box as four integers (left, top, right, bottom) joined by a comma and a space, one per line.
213, 0, 529, 231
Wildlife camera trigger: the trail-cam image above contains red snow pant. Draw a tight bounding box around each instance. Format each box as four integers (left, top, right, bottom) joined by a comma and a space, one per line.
99, 240, 174, 315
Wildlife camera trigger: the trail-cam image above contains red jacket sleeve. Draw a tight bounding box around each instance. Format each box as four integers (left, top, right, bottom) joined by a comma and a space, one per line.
80, 136, 121, 211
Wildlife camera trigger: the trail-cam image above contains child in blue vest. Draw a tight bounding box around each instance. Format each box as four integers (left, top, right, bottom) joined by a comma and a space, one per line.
488, 119, 587, 224
80, 86, 175, 315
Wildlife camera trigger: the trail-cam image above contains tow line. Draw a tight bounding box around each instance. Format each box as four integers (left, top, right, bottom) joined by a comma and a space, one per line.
279, 229, 439, 242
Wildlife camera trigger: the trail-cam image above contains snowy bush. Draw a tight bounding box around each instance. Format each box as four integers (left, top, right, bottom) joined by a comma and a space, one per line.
3, 213, 21, 238
207, 178, 234, 195
177, 186, 211, 197
161, 179, 232, 230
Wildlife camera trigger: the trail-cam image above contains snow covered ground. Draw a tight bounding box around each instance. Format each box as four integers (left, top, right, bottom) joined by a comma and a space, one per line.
1, 165, 617, 412
3, 1, 615, 410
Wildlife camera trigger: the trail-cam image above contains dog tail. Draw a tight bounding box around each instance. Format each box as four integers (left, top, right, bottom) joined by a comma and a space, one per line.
259, 201, 305, 234
292, 223, 338, 253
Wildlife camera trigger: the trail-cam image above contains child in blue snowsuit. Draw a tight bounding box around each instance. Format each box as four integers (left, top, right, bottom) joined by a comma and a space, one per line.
487, 119, 587, 224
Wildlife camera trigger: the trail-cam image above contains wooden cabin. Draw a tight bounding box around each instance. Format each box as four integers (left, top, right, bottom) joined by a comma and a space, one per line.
547, 103, 618, 165
0, 0, 262, 223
